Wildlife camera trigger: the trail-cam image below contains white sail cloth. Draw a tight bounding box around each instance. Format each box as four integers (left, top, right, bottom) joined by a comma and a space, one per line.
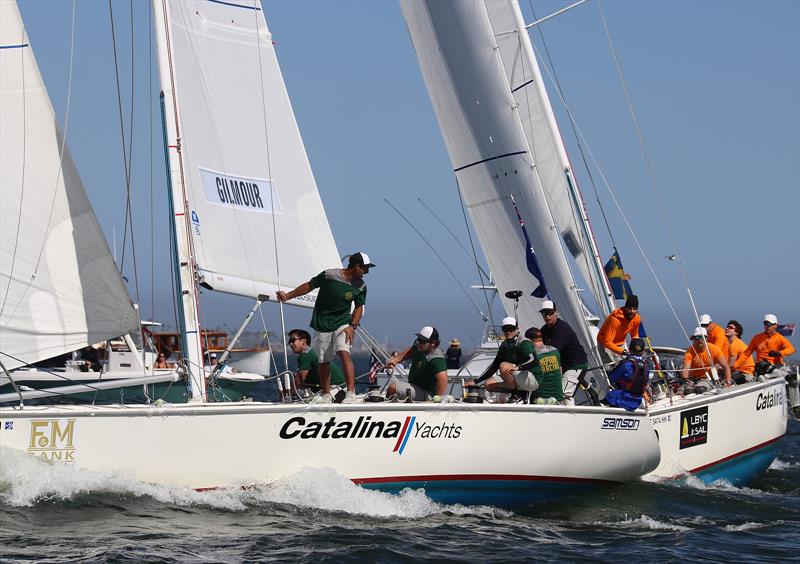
159, 0, 340, 306
0, 1, 139, 370
401, 0, 600, 360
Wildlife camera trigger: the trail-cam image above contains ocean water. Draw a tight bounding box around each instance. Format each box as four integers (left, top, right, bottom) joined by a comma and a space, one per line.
1, 419, 797, 563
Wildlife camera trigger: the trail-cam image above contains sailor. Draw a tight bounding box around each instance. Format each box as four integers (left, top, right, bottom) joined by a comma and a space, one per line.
471, 317, 539, 401
385, 326, 448, 401
597, 294, 642, 364
605, 338, 648, 411
741, 314, 796, 367
276, 251, 374, 403
525, 327, 564, 405
726, 320, 754, 384
699, 314, 729, 358
445, 338, 462, 369
538, 300, 588, 405
287, 329, 346, 394
680, 327, 732, 388
79, 345, 101, 372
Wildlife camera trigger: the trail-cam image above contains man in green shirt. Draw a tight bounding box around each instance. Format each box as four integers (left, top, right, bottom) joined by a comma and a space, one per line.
385, 326, 448, 401
276, 252, 374, 403
288, 329, 345, 393
526, 328, 564, 404
473, 317, 539, 399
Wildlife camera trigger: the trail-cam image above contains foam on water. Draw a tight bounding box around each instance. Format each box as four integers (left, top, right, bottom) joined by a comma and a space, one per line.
597, 515, 691, 533
0, 448, 509, 518
723, 521, 784, 532
769, 458, 800, 470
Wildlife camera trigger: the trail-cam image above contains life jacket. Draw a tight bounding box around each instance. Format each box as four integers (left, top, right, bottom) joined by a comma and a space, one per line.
609, 356, 647, 396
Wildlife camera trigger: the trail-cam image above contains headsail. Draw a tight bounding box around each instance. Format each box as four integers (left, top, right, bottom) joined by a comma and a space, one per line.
401, 0, 601, 360
155, 0, 340, 307
0, 1, 139, 370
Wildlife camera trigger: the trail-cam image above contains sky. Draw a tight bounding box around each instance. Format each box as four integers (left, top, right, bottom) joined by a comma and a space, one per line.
16, 0, 800, 353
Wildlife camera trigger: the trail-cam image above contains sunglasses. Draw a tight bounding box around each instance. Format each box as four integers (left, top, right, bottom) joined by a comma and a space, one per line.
416, 338, 432, 344
288, 337, 301, 343
502, 326, 517, 332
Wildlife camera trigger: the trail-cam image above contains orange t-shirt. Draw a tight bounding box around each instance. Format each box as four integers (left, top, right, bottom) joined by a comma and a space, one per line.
683, 342, 725, 379
597, 308, 641, 354
730, 336, 755, 374
706, 323, 729, 358
743, 332, 796, 366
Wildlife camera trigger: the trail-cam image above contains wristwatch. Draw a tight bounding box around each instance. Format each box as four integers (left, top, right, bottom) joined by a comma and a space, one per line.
349, 323, 359, 328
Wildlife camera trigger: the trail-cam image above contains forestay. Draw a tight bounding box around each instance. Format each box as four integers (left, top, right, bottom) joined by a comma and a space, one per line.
158, 0, 340, 306
0, 1, 139, 370
400, 0, 600, 360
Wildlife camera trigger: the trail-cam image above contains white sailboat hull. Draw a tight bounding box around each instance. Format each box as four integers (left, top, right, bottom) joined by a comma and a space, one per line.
0, 403, 660, 507
647, 375, 787, 485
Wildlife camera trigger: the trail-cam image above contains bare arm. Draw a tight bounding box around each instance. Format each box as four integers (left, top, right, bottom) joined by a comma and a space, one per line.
434, 371, 448, 396
276, 281, 313, 302
386, 346, 412, 370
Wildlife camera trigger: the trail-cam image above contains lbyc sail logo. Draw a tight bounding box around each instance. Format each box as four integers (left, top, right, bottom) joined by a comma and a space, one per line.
28, 419, 76, 462
279, 415, 462, 455
679, 406, 708, 450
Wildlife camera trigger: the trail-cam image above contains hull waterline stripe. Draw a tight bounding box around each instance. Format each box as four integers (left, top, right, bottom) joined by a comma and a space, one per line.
353, 473, 616, 486
393, 416, 411, 452
207, 0, 261, 10
689, 434, 785, 474
397, 416, 416, 455
0, 43, 29, 50
453, 150, 528, 172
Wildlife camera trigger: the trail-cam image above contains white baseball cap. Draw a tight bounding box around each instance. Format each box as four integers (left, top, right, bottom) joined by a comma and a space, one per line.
209, 352, 217, 358
764, 314, 778, 325
692, 327, 707, 338
501, 317, 517, 327
414, 326, 439, 342
699, 314, 712, 325
539, 300, 555, 313
348, 252, 375, 268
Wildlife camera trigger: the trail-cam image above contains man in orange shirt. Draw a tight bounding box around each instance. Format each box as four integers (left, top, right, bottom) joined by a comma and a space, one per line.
681, 327, 732, 387
726, 319, 754, 383
743, 314, 796, 366
699, 314, 729, 358
597, 294, 641, 364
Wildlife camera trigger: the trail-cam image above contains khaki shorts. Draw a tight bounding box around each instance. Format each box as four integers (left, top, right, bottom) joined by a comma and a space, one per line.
314, 324, 351, 363
490, 370, 539, 392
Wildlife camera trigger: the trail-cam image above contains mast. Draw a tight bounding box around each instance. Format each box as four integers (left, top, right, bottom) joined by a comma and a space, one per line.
151, 0, 205, 400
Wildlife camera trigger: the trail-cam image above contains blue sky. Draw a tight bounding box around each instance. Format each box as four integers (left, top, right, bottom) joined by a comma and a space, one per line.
17, 0, 799, 352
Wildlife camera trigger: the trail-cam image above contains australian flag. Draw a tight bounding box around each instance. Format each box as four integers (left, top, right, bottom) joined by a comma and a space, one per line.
510, 195, 548, 298
604, 251, 634, 301
778, 324, 796, 337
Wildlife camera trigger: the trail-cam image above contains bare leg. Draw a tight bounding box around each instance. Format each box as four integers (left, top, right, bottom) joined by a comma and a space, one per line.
338, 350, 355, 392
318, 362, 331, 394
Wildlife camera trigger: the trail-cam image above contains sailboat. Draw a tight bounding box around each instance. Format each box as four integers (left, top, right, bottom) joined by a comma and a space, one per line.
399, 0, 788, 486
0, 0, 660, 507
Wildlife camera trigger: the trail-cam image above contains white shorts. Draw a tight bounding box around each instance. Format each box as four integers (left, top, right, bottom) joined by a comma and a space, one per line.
393, 380, 431, 401
490, 371, 539, 392
314, 324, 351, 363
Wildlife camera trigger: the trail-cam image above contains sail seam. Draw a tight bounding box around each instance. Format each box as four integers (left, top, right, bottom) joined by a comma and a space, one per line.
453, 150, 527, 172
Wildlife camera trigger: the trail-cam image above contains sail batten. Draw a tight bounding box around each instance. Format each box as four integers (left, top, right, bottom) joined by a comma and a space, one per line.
0, 2, 139, 369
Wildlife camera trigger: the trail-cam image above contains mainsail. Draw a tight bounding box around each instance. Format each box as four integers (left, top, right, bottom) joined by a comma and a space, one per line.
400, 0, 601, 360
0, 1, 139, 370
153, 0, 340, 306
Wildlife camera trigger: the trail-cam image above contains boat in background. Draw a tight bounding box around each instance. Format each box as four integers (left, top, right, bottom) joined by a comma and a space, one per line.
399, 0, 787, 486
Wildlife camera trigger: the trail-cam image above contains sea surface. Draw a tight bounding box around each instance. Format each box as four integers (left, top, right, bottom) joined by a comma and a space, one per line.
1, 359, 798, 562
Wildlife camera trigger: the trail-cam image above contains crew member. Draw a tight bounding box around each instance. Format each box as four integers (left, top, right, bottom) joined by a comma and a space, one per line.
726, 320, 754, 383
385, 326, 448, 401
526, 327, 564, 404
699, 314, 729, 358
605, 338, 649, 411
597, 294, 641, 363
680, 327, 732, 387
538, 300, 588, 405
742, 314, 796, 367
471, 317, 538, 400
287, 329, 345, 392
276, 251, 374, 403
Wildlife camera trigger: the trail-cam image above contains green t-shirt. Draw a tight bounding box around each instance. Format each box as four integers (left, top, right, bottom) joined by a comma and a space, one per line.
408, 346, 447, 396
532, 345, 563, 400
297, 347, 345, 387
495, 337, 535, 365
309, 269, 367, 332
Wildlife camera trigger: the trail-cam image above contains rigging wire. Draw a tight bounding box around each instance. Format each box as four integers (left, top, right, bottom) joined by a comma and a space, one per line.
148, 0, 155, 323
596, 3, 699, 324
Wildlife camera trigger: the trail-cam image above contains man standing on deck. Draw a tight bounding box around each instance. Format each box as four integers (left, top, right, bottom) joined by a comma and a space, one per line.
742, 314, 796, 367
699, 314, 729, 358
538, 300, 588, 405
597, 294, 641, 364
276, 252, 374, 404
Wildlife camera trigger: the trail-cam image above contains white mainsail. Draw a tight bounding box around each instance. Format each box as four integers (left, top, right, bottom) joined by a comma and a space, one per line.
400, 0, 600, 360
0, 1, 139, 371
154, 0, 340, 305
484, 0, 615, 316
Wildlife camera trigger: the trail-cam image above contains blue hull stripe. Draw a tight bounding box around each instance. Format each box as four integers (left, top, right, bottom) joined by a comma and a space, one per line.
692, 437, 783, 486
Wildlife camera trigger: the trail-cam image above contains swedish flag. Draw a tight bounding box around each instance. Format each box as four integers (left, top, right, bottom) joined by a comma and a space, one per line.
604, 251, 633, 301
